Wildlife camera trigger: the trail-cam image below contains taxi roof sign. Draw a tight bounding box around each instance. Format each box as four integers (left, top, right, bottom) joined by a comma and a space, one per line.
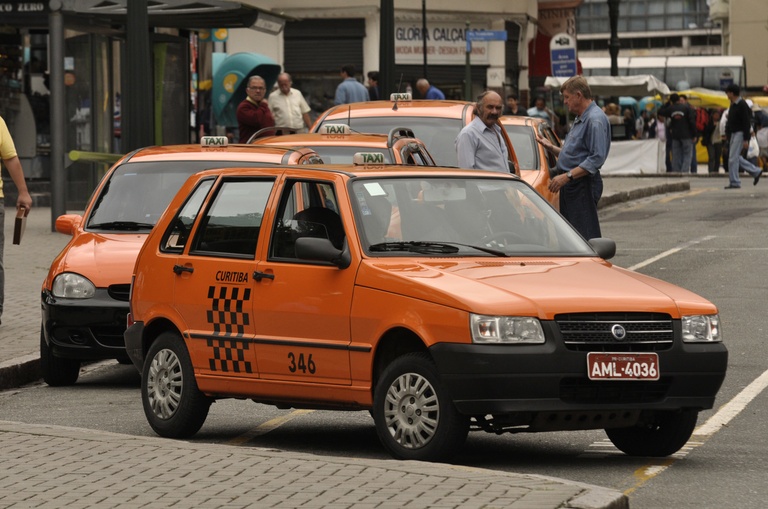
319, 124, 352, 135
201, 136, 228, 147
353, 152, 386, 166
390, 93, 412, 102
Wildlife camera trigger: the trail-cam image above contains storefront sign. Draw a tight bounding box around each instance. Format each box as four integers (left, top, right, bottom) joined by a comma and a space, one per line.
395, 21, 490, 65
0, 2, 48, 14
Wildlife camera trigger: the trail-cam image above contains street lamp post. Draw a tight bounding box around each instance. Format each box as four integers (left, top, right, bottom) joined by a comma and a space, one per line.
608, 0, 620, 77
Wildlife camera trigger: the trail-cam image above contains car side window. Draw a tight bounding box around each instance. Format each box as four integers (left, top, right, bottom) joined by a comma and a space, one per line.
161, 178, 215, 253
269, 180, 345, 261
188, 179, 275, 259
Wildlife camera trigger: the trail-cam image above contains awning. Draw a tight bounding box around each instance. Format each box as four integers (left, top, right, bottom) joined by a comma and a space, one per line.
544, 75, 671, 97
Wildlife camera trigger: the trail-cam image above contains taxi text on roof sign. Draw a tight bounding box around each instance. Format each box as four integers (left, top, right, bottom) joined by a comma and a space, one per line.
201, 136, 229, 147
353, 152, 385, 165
390, 93, 412, 102
319, 124, 352, 136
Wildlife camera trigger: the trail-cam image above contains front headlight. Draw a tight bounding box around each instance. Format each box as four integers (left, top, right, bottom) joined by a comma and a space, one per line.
682, 314, 721, 342
470, 314, 545, 344
52, 273, 96, 299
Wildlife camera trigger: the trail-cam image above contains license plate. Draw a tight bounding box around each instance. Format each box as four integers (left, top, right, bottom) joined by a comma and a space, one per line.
587, 352, 660, 381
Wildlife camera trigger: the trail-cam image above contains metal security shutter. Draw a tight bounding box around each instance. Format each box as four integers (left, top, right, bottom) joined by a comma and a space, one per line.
393, 65, 487, 99
284, 19, 365, 73
505, 21, 521, 94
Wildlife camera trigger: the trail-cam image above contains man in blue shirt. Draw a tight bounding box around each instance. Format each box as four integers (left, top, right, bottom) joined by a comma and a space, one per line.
416, 79, 445, 100
455, 91, 510, 172
334, 64, 370, 105
537, 76, 610, 239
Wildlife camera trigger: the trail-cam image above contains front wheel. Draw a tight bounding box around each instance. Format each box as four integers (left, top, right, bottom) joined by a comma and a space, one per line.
606, 410, 698, 457
373, 352, 469, 462
142, 331, 212, 438
40, 327, 80, 387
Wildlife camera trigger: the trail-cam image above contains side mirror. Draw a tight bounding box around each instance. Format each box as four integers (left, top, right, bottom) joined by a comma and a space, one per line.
295, 237, 351, 269
588, 237, 616, 260
55, 214, 82, 236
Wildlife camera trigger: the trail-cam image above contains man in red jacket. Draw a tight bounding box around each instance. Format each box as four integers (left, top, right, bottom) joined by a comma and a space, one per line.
236, 75, 275, 143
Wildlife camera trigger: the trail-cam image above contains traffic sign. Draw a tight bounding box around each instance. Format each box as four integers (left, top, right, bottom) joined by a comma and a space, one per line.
466, 30, 508, 42
549, 32, 577, 77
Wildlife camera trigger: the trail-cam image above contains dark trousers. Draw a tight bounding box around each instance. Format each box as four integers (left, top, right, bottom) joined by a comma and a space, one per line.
665, 136, 673, 172
707, 142, 723, 173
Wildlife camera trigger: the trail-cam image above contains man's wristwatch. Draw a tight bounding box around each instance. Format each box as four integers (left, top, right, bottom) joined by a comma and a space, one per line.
566, 171, 573, 180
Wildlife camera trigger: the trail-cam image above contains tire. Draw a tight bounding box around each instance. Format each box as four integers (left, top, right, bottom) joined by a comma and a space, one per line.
40, 327, 80, 387
606, 410, 698, 457
372, 352, 469, 462
142, 331, 212, 438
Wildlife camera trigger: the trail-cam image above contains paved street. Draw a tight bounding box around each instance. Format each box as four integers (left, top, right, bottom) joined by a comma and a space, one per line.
0, 175, 701, 509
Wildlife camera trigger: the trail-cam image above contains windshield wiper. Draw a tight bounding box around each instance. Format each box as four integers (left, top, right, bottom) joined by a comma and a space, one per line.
88, 221, 155, 231
369, 241, 507, 257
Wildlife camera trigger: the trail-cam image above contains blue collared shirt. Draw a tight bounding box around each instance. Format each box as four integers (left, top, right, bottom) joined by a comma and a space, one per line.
455, 117, 510, 172
334, 78, 370, 105
557, 101, 611, 175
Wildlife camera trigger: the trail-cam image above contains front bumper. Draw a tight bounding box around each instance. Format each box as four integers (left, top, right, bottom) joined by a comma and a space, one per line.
429, 339, 727, 417
41, 289, 129, 361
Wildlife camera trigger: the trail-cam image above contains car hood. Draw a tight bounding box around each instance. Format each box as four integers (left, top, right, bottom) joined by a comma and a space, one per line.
53, 232, 147, 288
356, 257, 716, 318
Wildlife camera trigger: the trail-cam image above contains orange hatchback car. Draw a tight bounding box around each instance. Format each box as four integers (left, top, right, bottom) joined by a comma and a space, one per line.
125, 163, 726, 462
40, 138, 323, 386
251, 124, 436, 165
311, 96, 558, 205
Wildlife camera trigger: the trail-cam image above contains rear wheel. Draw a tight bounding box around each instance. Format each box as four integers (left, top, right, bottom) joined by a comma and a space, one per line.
606, 410, 698, 457
40, 327, 80, 387
142, 331, 212, 438
373, 352, 469, 462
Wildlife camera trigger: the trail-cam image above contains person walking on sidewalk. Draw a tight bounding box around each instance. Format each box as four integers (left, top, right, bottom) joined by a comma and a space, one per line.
724, 83, 762, 189
538, 76, 610, 240
334, 64, 370, 105
0, 114, 33, 326
658, 93, 697, 173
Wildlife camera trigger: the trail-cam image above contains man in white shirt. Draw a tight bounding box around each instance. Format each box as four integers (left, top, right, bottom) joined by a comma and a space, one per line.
268, 73, 312, 133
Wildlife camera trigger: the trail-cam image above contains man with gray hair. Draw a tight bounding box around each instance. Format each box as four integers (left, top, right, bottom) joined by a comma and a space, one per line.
268, 72, 312, 133
537, 75, 610, 239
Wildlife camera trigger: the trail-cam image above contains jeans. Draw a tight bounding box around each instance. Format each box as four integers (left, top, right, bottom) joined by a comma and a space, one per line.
672, 138, 693, 172
728, 131, 761, 186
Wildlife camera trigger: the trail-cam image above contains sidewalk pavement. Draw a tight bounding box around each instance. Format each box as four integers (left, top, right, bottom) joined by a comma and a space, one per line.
0, 174, 696, 509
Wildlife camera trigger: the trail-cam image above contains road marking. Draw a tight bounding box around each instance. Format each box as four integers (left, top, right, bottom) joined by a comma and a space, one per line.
227, 409, 314, 445
627, 235, 716, 271
656, 188, 711, 203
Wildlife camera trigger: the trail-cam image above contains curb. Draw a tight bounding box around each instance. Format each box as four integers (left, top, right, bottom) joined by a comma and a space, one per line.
599, 180, 690, 209
0, 354, 39, 391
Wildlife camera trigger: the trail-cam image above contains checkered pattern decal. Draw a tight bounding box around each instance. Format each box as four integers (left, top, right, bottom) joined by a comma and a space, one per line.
207, 285, 251, 335
207, 338, 253, 373
206, 285, 253, 373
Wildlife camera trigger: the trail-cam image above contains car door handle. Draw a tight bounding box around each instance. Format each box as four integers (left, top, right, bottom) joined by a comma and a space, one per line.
253, 270, 275, 282
173, 264, 194, 275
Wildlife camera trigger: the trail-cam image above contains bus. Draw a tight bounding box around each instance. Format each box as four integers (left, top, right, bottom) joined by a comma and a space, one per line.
579, 55, 746, 91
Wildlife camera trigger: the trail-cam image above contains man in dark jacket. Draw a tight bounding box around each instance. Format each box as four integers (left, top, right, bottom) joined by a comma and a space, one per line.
724, 83, 762, 188
658, 93, 697, 172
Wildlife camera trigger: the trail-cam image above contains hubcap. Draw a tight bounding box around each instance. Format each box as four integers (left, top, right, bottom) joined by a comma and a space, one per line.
146, 348, 183, 419
383, 372, 439, 449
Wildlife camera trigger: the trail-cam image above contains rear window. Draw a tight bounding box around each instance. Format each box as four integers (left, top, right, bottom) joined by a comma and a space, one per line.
319, 117, 463, 166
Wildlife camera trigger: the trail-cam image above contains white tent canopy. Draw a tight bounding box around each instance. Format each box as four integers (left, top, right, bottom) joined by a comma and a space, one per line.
544, 75, 671, 97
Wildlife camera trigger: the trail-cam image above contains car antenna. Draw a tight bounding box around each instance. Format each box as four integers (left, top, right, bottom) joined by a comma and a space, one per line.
347, 104, 352, 126
393, 73, 404, 111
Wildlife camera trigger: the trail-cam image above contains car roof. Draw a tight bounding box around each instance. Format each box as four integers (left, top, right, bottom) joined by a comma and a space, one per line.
251, 131, 429, 150
313, 99, 475, 126
500, 115, 541, 126
119, 143, 321, 164
188, 163, 522, 181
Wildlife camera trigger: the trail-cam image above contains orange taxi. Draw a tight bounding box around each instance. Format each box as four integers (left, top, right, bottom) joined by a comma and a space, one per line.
311, 95, 557, 206
125, 162, 727, 462
250, 124, 436, 165
500, 115, 562, 206
40, 138, 323, 386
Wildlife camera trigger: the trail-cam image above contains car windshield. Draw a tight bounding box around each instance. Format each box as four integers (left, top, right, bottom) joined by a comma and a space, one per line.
308, 146, 392, 164
87, 161, 218, 230
319, 116, 463, 166
351, 176, 593, 257
503, 124, 539, 171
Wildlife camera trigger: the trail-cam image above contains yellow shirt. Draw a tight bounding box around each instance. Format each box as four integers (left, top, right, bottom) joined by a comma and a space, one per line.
0, 115, 18, 198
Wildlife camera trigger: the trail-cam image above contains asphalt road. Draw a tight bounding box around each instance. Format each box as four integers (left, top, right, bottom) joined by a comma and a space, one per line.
1, 177, 766, 508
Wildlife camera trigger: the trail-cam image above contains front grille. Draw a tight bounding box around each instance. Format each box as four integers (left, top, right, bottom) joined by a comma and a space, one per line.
560, 377, 671, 404
108, 284, 131, 302
556, 312, 674, 352
91, 325, 127, 347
